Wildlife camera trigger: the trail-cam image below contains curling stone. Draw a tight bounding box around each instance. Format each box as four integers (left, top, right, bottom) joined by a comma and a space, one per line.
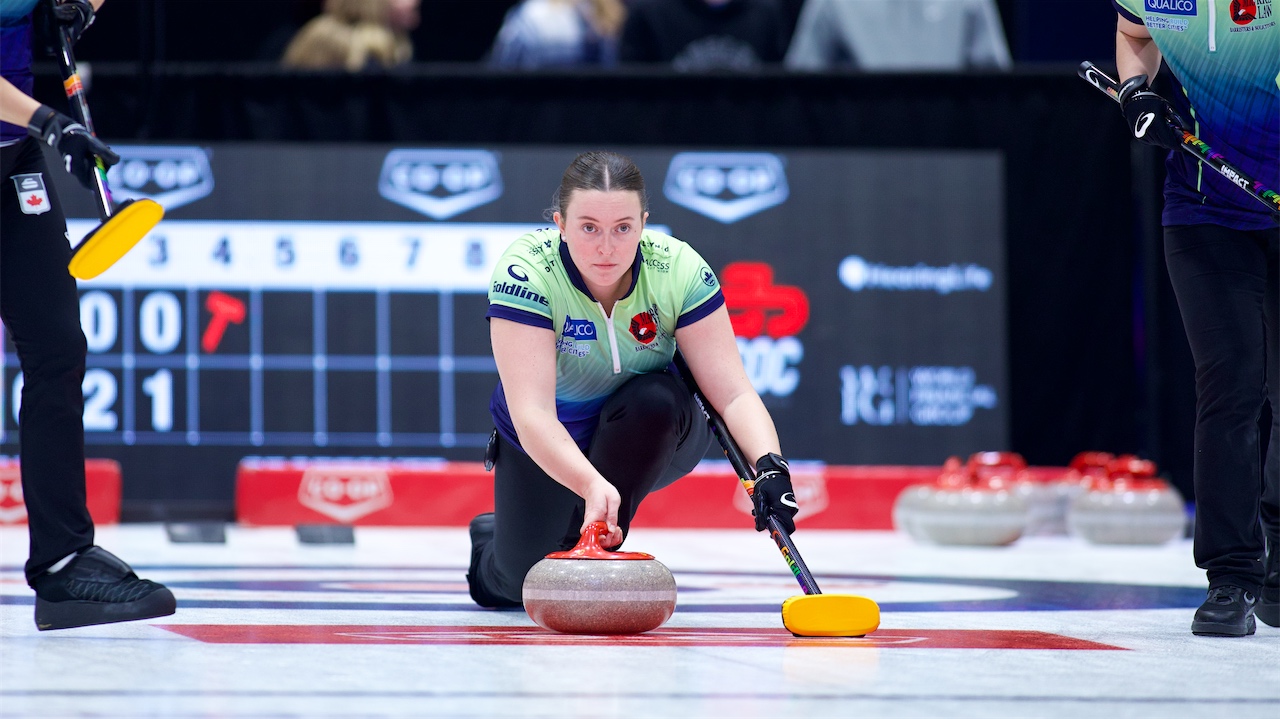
523, 521, 677, 635
892, 453, 1029, 546
1067, 455, 1186, 545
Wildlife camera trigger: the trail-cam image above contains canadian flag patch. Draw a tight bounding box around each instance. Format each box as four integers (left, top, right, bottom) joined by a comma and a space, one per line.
12, 173, 50, 215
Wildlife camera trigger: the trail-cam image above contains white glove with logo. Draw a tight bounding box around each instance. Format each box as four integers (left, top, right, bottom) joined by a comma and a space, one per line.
752, 453, 798, 534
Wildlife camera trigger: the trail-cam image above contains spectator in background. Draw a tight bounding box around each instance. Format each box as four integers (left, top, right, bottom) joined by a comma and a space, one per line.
489, 0, 627, 69
282, 0, 420, 70
620, 0, 788, 71
786, 0, 1011, 71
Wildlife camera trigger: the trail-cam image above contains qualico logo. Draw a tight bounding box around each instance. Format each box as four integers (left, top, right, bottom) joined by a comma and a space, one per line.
839, 256, 993, 295
378, 149, 503, 220
840, 365, 997, 427
106, 146, 214, 210
722, 262, 809, 397
562, 317, 597, 340
1145, 0, 1197, 15
663, 153, 788, 224
297, 465, 394, 523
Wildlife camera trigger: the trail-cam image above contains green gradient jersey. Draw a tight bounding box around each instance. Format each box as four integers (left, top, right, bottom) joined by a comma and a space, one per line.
1114, 0, 1279, 229
486, 228, 725, 451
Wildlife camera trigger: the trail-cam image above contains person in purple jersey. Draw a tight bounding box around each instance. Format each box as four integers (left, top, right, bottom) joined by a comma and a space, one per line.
1113, 0, 1279, 636
0, 0, 175, 630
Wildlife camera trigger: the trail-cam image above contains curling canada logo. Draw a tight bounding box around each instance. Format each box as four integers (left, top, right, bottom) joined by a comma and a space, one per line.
379, 149, 503, 219
107, 146, 214, 210
722, 262, 809, 397
629, 309, 658, 344
297, 465, 394, 523
663, 153, 789, 224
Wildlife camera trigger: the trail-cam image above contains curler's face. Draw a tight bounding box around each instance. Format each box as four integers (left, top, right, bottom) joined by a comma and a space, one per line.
555, 189, 647, 301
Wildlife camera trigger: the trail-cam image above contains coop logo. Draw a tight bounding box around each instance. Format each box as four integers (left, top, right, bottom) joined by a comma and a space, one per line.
0, 465, 26, 524
839, 365, 998, 427
722, 262, 809, 397
663, 153, 789, 224
106, 146, 214, 210
1145, 0, 1196, 15
378, 149, 503, 220
839, 256, 993, 295
297, 466, 394, 523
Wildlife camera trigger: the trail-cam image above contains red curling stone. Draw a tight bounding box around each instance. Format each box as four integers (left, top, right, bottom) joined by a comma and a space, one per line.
523, 521, 677, 635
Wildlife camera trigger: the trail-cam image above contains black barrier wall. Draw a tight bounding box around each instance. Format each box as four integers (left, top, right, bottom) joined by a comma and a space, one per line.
17, 68, 1154, 516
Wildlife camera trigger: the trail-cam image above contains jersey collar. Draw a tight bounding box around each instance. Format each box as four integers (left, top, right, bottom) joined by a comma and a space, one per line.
558, 234, 643, 303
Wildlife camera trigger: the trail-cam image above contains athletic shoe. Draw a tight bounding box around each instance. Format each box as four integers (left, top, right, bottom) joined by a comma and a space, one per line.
32, 546, 176, 631
1191, 585, 1257, 637
466, 513, 520, 609
1259, 541, 1279, 628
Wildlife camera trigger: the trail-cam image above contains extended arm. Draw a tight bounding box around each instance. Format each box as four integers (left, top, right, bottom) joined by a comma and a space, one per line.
674, 305, 780, 466
490, 318, 624, 546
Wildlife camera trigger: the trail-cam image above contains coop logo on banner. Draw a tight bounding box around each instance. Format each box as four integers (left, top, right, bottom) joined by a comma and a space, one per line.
106, 146, 214, 211
0, 464, 25, 524
378, 149, 503, 219
840, 365, 998, 427
663, 153, 788, 224
722, 262, 809, 397
839, 256, 993, 295
297, 466, 394, 523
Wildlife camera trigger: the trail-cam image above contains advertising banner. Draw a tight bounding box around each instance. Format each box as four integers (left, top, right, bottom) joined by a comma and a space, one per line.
2, 145, 1006, 502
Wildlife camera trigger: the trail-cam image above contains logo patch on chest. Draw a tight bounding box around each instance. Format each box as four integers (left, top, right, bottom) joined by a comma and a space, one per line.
1145, 0, 1197, 15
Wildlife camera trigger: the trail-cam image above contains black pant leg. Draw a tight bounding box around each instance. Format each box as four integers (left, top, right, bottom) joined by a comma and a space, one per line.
0, 139, 93, 583
1164, 223, 1271, 591
1262, 226, 1280, 546
479, 433, 585, 604
476, 371, 711, 604
586, 371, 709, 538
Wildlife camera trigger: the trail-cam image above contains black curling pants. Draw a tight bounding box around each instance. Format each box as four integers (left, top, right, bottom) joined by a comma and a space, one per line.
1164, 223, 1280, 592
1, 138, 94, 583
473, 371, 712, 605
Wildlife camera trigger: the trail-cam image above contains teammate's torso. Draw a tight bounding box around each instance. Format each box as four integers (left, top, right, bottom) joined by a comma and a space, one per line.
1115, 0, 1279, 227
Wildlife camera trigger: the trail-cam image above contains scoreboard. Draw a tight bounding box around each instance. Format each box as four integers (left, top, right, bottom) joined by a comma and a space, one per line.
1, 144, 1009, 509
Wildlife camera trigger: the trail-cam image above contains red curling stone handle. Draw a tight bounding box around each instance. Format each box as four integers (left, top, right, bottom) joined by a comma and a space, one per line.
544, 521, 655, 560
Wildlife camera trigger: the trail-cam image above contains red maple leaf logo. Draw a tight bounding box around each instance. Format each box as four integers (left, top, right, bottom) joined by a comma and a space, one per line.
25, 194, 43, 207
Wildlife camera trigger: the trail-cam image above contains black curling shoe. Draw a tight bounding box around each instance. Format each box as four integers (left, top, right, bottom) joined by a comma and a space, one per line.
32, 547, 176, 631
1191, 585, 1257, 637
465, 513, 520, 609
1259, 544, 1279, 628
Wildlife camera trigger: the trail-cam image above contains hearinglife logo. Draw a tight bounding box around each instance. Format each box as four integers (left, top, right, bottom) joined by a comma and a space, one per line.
378, 149, 503, 219
840, 365, 997, 427
106, 146, 214, 211
663, 153, 789, 224
839, 256, 993, 295
722, 261, 808, 397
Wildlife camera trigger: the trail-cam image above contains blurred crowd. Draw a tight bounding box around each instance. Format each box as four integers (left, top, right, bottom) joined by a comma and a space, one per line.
83, 0, 1013, 72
